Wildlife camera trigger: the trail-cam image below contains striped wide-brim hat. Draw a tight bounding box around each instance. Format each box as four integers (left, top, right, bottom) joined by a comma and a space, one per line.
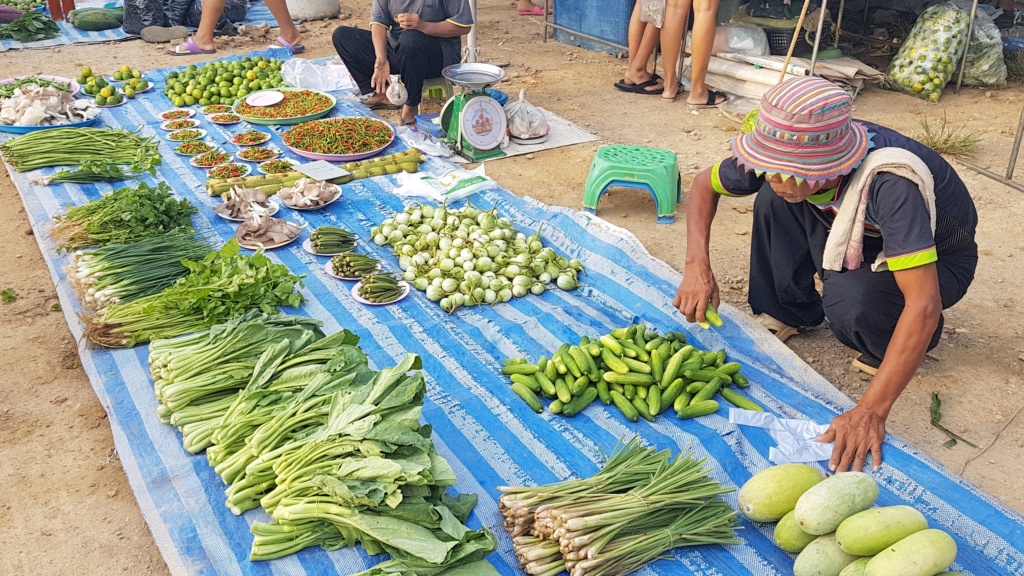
731, 77, 870, 185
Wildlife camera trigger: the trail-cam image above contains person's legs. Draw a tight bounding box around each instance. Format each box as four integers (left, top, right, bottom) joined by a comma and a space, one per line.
660, 0, 692, 100
748, 186, 829, 329
394, 29, 446, 123
620, 3, 663, 90
265, 0, 303, 48
190, 0, 227, 51
332, 26, 382, 96
685, 0, 726, 107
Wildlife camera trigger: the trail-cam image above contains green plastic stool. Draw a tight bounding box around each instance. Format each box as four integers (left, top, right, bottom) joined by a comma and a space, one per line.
582, 145, 681, 224
423, 77, 452, 100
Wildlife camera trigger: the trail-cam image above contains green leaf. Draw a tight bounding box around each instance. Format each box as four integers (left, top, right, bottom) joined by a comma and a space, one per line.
1, 288, 16, 304
930, 392, 978, 448
50, 302, 62, 312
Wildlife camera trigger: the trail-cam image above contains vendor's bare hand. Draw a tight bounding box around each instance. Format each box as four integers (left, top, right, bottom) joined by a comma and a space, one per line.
371, 60, 390, 95
672, 265, 719, 324
817, 405, 886, 473
394, 12, 421, 29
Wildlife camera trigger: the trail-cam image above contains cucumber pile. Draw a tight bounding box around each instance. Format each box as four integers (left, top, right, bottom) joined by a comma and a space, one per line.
502, 323, 762, 422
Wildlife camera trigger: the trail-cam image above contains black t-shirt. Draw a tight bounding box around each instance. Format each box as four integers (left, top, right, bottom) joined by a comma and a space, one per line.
711, 121, 978, 271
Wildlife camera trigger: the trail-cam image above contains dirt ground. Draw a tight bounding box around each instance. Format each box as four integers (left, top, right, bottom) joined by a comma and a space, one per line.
1, 1, 1022, 574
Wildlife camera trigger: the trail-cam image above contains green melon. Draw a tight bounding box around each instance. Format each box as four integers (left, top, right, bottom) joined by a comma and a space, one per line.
836, 505, 928, 556
737, 463, 825, 522
794, 533, 861, 576
837, 557, 871, 576
794, 472, 879, 535
865, 529, 957, 576
775, 510, 818, 553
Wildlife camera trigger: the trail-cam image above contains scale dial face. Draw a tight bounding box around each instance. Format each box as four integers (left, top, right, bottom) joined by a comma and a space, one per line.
459, 96, 507, 151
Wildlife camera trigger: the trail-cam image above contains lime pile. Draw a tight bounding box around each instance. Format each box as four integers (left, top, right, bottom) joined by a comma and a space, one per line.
162, 56, 285, 108
1, 1, 44, 9
77, 65, 124, 106
112, 65, 150, 99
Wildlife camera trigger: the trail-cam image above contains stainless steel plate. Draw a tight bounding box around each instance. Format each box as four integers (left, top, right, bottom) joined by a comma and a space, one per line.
442, 63, 506, 89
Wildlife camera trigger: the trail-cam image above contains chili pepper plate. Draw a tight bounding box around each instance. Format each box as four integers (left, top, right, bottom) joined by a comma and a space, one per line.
159, 108, 196, 121
231, 87, 336, 126
282, 117, 395, 162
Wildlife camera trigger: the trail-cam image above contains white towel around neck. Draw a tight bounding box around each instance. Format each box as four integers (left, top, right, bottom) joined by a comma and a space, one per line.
822, 147, 936, 273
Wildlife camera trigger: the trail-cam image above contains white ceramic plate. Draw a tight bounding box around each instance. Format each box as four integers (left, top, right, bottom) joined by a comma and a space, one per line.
235, 146, 281, 163
324, 260, 365, 281
231, 130, 272, 146
257, 158, 301, 175
302, 237, 353, 257
214, 200, 279, 222
236, 230, 301, 251
188, 151, 233, 169
351, 280, 410, 305
96, 98, 127, 108
160, 118, 201, 131
168, 128, 208, 142
159, 108, 196, 121
206, 163, 253, 179
281, 187, 342, 211
245, 90, 285, 107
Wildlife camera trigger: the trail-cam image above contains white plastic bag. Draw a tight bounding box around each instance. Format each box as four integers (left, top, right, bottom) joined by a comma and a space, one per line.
504, 89, 549, 140
393, 165, 494, 203
386, 75, 408, 106
639, 0, 666, 28
711, 23, 770, 56
282, 58, 358, 93
729, 409, 835, 465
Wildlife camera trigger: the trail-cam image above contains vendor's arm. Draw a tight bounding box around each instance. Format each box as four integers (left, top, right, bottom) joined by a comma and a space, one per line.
674, 159, 762, 323
673, 167, 722, 323
369, 23, 391, 93
819, 264, 941, 472
818, 172, 943, 472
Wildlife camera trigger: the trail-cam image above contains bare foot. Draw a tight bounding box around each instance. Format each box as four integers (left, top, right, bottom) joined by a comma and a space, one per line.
686, 88, 726, 107
662, 82, 681, 101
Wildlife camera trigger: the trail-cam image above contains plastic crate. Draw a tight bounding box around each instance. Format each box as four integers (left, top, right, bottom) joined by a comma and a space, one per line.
763, 26, 835, 56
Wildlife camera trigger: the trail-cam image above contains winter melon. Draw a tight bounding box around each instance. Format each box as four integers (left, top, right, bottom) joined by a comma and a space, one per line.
793, 533, 861, 576
836, 505, 928, 556
775, 510, 818, 553
737, 463, 825, 522
865, 529, 957, 576
837, 557, 871, 576
794, 472, 879, 535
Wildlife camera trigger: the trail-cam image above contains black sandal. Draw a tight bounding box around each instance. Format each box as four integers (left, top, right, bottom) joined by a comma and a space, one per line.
688, 89, 728, 110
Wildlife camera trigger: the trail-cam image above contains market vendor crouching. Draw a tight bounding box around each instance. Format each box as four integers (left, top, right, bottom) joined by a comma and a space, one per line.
332, 0, 473, 126
674, 77, 978, 473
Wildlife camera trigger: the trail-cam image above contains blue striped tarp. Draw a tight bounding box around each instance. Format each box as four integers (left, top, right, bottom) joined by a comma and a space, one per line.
3, 55, 1022, 576
0, 1, 278, 52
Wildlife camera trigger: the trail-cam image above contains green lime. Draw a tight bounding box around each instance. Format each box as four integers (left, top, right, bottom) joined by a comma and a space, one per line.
81, 65, 92, 77
183, 95, 196, 106
95, 95, 107, 105
173, 96, 185, 107
124, 87, 136, 99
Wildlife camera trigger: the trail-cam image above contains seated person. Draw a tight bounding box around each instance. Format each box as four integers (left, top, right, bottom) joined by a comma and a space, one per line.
333, 0, 473, 126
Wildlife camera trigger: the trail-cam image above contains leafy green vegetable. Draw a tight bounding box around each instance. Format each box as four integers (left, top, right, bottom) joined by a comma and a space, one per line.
0, 11, 59, 43
0, 127, 161, 173
1, 288, 16, 303
51, 182, 196, 251
85, 240, 305, 347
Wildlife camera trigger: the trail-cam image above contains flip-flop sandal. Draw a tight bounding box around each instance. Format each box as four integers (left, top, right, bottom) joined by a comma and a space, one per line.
613, 78, 663, 95
269, 36, 305, 55
360, 96, 401, 111
169, 37, 217, 56
851, 354, 881, 376
688, 89, 728, 110
517, 5, 552, 15
140, 25, 188, 44
757, 313, 800, 343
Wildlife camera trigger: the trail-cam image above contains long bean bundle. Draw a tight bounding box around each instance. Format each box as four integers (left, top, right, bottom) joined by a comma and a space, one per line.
0, 127, 160, 172
69, 232, 213, 311
51, 182, 197, 251
85, 239, 304, 347
499, 438, 740, 576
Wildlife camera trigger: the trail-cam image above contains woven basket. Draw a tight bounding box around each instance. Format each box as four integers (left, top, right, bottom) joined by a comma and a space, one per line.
762, 26, 835, 56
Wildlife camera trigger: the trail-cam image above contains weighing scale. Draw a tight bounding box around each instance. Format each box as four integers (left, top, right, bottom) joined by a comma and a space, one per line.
439, 63, 508, 162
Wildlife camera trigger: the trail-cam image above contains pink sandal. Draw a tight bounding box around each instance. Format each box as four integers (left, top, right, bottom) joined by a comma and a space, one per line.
269, 36, 305, 54
169, 37, 216, 56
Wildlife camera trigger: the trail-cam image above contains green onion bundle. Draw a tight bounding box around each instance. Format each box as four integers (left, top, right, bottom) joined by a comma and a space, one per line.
0, 127, 160, 172
329, 252, 379, 278
499, 438, 739, 576
69, 233, 212, 312
310, 225, 356, 254
85, 239, 304, 348
51, 182, 197, 251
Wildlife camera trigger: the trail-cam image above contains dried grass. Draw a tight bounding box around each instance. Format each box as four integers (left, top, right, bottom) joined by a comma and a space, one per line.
912, 112, 984, 158
1006, 51, 1024, 83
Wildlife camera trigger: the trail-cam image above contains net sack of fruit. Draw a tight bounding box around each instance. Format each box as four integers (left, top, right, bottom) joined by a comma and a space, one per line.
886, 2, 970, 102
958, 2, 1007, 87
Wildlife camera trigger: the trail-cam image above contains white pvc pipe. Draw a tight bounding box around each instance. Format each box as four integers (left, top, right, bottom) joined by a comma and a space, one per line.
464, 0, 479, 63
